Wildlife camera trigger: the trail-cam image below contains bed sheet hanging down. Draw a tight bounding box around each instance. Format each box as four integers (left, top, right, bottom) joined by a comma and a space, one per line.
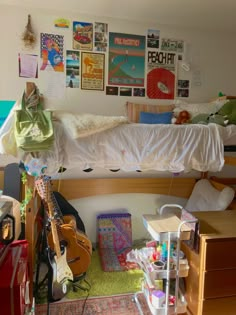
31, 121, 228, 175
0, 107, 234, 175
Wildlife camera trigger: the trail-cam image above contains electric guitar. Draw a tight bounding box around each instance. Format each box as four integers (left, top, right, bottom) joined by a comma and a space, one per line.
35, 177, 73, 301
36, 176, 92, 281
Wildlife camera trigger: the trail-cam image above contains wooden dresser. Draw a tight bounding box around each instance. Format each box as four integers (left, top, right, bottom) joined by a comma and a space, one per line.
182, 210, 236, 315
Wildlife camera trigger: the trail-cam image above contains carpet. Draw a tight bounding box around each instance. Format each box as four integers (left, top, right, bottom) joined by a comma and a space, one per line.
35, 292, 152, 315
66, 249, 143, 299
36, 249, 144, 302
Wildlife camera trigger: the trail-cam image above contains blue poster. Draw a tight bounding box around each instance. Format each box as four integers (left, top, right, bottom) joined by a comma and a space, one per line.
108, 32, 145, 87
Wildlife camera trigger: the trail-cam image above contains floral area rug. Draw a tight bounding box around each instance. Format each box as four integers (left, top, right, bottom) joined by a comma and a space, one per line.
35, 292, 152, 315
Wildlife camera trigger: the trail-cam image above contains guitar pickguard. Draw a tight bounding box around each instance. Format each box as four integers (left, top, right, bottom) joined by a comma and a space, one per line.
48, 247, 73, 301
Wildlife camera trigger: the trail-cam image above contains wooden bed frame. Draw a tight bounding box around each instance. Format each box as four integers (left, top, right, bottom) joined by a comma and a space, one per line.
1, 82, 236, 311
1, 166, 236, 311
22, 168, 236, 308
23, 176, 197, 305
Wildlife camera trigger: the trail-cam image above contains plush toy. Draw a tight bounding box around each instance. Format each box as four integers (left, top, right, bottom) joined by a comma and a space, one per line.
191, 113, 209, 125
217, 100, 236, 125
191, 113, 228, 126
173, 110, 191, 124
208, 114, 229, 126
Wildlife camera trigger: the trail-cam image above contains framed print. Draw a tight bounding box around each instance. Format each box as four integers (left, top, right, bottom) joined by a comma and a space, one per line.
73, 21, 93, 51
81, 52, 105, 91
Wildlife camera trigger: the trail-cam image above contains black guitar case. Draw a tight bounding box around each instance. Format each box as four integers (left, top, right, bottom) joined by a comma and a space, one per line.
52, 191, 86, 233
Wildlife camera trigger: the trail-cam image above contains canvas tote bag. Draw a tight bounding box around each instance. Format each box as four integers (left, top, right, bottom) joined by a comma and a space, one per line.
14, 93, 54, 152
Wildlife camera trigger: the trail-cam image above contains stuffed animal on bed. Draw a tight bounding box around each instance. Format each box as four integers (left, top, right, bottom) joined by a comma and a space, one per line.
191, 113, 228, 126
172, 110, 191, 124
217, 100, 236, 125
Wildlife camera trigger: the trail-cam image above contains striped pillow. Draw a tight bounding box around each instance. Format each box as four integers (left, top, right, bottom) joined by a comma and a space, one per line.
126, 101, 175, 123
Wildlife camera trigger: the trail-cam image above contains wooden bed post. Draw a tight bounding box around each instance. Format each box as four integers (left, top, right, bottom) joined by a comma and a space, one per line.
24, 81, 36, 308
24, 174, 36, 308
25, 81, 35, 98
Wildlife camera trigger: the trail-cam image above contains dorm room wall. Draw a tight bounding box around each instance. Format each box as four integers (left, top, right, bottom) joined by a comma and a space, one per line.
1, 4, 236, 113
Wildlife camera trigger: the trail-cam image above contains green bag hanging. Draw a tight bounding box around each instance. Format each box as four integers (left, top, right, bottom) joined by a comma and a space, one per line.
14, 94, 54, 152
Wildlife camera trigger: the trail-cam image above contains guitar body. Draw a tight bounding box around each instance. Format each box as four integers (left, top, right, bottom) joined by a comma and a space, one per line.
63, 215, 92, 255
35, 175, 92, 283
47, 247, 73, 301
48, 223, 92, 279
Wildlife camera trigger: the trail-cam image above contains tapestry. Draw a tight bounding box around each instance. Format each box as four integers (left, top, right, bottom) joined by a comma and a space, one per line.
97, 213, 137, 271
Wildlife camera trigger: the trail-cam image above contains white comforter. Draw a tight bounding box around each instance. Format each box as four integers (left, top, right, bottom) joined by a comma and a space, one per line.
1, 107, 235, 175
37, 122, 230, 175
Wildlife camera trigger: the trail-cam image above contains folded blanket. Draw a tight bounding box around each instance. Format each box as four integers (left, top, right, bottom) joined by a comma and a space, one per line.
54, 112, 129, 138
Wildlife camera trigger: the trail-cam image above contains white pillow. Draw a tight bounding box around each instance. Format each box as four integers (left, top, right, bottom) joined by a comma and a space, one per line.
185, 179, 235, 212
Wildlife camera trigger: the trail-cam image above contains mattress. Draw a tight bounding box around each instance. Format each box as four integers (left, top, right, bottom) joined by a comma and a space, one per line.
1, 109, 236, 175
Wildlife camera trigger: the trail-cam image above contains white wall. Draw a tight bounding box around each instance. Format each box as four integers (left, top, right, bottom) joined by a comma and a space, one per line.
1, 4, 236, 115
70, 193, 187, 244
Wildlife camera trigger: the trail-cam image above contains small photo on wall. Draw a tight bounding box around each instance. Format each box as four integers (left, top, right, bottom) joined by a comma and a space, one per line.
106, 86, 118, 95
147, 29, 160, 49
177, 89, 189, 98
66, 50, 80, 88
73, 21, 93, 51
94, 22, 108, 52
178, 80, 189, 89
133, 88, 145, 97
120, 87, 132, 96
54, 18, 70, 29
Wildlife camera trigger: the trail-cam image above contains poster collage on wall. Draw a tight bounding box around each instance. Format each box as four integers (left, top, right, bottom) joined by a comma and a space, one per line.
18, 17, 190, 99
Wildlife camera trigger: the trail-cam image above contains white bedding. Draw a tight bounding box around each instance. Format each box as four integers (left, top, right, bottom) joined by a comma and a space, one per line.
30, 121, 235, 175
1, 108, 236, 175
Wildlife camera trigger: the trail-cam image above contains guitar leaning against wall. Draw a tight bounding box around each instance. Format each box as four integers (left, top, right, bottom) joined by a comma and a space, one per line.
35, 177, 73, 301
35, 176, 92, 283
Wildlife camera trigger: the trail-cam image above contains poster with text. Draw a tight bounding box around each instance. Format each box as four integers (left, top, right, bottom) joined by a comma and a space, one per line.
161, 38, 184, 54
81, 52, 105, 91
40, 33, 64, 72
147, 50, 176, 99
108, 32, 145, 86
66, 50, 80, 88
73, 21, 93, 51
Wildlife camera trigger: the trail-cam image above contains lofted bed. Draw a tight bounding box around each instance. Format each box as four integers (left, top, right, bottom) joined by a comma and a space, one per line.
1, 83, 236, 313
1, 82, 236, 177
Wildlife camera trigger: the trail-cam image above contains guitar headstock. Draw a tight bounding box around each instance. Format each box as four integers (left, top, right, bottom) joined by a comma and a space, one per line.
35, 175, 52, 203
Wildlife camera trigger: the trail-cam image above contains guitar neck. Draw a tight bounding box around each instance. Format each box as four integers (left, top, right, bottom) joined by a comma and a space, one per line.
35, 175, 64, 259
48, 200, 61, 258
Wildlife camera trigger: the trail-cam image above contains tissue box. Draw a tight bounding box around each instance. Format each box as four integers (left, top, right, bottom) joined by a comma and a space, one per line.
152, 290, 166, 308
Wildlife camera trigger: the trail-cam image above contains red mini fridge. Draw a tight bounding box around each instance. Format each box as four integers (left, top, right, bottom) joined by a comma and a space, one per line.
0, 240, 29, 315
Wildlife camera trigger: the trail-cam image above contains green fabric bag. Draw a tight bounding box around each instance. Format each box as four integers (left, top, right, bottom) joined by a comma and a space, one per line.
14, 94, 54, 152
